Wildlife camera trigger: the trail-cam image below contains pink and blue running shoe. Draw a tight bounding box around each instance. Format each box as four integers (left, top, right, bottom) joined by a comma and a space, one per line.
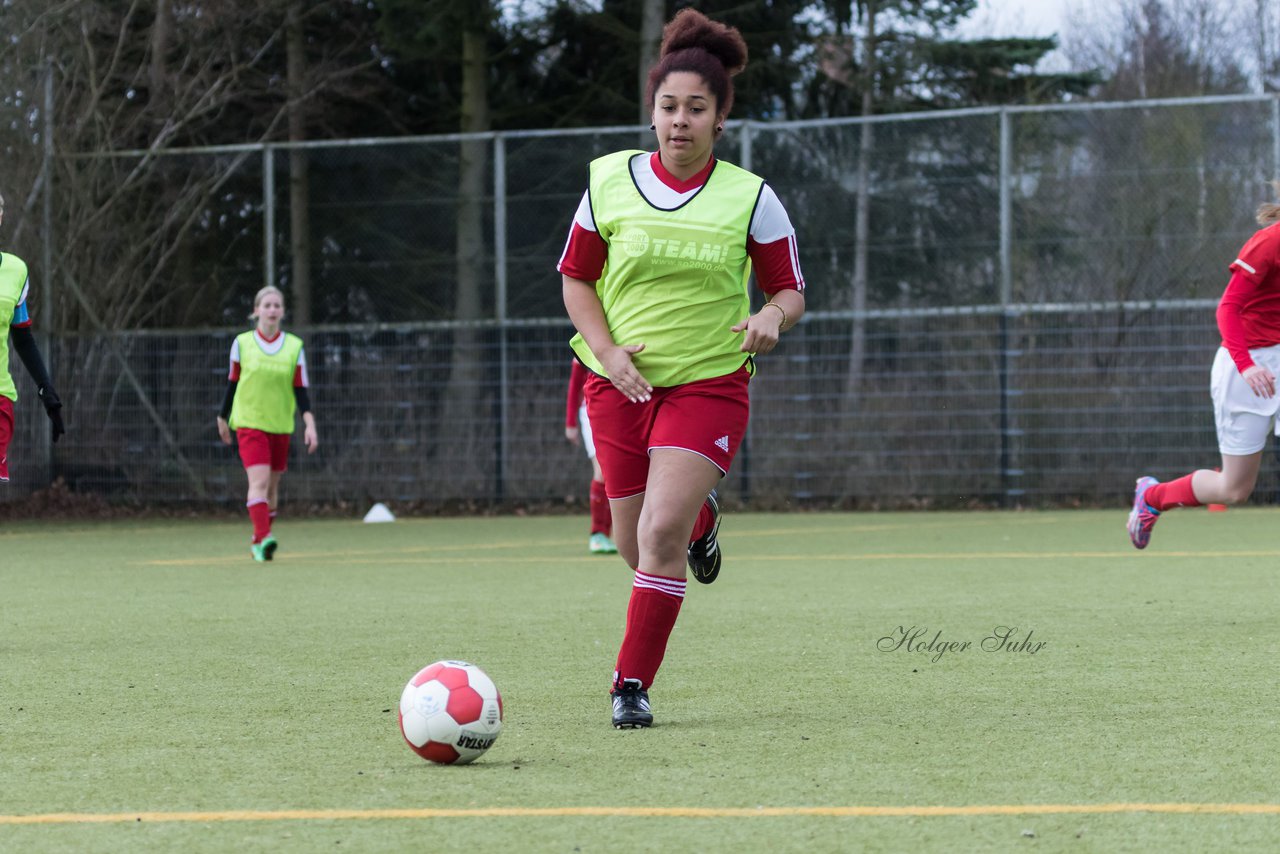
1127, 476, 1160, 549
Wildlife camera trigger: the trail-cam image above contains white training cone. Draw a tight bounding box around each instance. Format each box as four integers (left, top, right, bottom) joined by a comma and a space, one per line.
363, 502, 396, 523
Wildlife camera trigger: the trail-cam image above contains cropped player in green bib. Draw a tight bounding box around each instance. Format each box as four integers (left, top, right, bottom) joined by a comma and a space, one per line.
559, 9, 807, 729
0, 189, 65, 484
216, 286, 318, 561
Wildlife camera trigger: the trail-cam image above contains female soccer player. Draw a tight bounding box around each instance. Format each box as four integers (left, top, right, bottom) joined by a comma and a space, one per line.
1, 190, 64, 482
1128, 184, 1280, 548
216, 286, 317, 561
559, 9, 806, 728
566, 358, 617, 554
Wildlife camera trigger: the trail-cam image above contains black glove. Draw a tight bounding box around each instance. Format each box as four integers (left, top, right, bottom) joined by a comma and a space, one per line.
38, 386, 65, 443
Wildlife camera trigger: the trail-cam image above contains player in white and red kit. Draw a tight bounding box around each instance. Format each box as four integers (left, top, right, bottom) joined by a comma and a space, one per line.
216, 286, 318, 561
1129, 185, 1280, 548
561, 10, 806, 728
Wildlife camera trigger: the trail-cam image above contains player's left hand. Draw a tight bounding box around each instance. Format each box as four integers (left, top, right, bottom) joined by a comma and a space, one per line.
304, 423, 319, 454
38, 386, 64, 443
732, 309, 783, 355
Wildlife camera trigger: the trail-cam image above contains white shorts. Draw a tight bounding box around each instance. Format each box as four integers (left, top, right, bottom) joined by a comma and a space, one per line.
578, 403, 597, 459
1210, 345, 1280, 455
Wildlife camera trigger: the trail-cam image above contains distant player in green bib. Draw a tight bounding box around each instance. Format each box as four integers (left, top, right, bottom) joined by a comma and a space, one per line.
558, 10, 806, 729
216, 286, 318, 561
0, 189, 65, 484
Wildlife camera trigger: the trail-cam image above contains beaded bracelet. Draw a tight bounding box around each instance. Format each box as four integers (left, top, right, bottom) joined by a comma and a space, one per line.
762, 301, 787, 331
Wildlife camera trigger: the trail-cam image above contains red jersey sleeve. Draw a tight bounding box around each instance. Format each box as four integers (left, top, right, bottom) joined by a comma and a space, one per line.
565, 360, 588, 428
1231, 223, 1280, 283
558, 223, 608, 282
747, 234, 804, 295
1217, 270, 1259, 373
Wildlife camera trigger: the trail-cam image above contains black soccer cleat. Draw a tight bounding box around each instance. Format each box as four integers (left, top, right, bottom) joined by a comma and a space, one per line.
686, 490, 722, 584
611, 678, 653, 729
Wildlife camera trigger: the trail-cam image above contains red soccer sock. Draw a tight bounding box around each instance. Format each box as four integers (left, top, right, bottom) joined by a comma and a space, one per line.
614, 571, 686, 690
689, 499, 714, 544
247, 499, 272, 543
1145, 473, 1203, 512
589, 479, 612, 536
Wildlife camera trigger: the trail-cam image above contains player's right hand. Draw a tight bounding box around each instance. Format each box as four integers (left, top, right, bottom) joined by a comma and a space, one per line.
600, 344, 652, 403
1243, 365, 1276, 399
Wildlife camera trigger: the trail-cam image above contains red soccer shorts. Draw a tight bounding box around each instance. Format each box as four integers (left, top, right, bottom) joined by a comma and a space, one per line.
236, 428, 291, 472
585, 366, 751, 499
0, 396, 13, 482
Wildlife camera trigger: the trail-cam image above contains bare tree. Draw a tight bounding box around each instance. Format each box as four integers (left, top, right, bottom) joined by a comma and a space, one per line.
286, 0, 312, 326
0, 0, 390, 336
1248, 0, 1280, 92
1065, 0, 1246, 99
438, 8, 493, 477
148, 0, 172, 117
637, 0, 663, 124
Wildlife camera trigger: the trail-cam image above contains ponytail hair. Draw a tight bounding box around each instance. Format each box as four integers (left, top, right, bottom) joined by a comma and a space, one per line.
644, 9, 748, 118
1258, 180, 1280, 226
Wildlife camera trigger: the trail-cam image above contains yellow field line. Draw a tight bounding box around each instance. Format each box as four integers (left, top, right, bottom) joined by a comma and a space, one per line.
784, 550, 1280, 560
5, 803, 1280, 825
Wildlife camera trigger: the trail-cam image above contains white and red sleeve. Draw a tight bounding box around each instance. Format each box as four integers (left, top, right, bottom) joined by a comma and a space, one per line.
557, 192, 608, 282
294, 348, 310, 388
227, 338, 241, 381
748, 184, 805, 296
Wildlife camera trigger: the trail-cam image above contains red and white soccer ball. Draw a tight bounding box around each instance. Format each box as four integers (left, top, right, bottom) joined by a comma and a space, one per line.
398, 660, 503, 765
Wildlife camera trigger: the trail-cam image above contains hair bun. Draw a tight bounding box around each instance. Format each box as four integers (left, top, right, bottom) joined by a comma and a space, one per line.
660, 9, 747, 77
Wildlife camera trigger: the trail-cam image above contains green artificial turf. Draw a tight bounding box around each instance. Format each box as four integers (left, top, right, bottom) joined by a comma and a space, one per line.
2, 508, 1279, 852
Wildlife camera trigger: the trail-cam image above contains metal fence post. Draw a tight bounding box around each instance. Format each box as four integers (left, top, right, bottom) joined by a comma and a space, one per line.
263, 144, 275, 291
739, 119, 754, 501
40, 59, 56, 485
494, 134, 509, 501
999, 110, 1012, 308
41, 62, 54, 331
998, 109, 1022, 506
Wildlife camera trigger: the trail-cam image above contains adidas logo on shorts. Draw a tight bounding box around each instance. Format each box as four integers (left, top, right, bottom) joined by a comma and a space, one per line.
714, 435, 730, 452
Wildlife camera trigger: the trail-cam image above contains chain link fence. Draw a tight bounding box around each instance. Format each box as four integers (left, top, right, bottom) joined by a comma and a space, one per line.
4, 305, 1262, 509
3, 94, 1280, 508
